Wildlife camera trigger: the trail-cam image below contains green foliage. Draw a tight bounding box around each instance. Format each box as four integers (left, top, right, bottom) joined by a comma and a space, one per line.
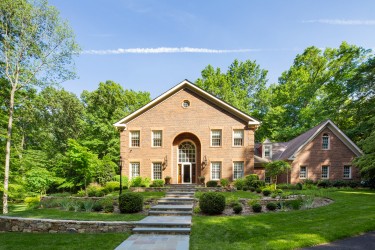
119, 193, 143, 213
86, 183, 104, 197
233, 204, 243, 214
262, 189, 271, 196
24, 196, 40, 209
251, 180, 266, 189
252, 203, 262, 213
150, 180, 164, 187
199, 192, 226, 215
265, 160, 291, 186
317, 180, 333, 188
245, 174, 259, 187
233, 178, 246, 190
193, 206, 201, 214
83, 200, 95, 212
220, 178, 230, 187
266, 202, 277, 211
104, 181, 120, 193
285, 196, 304, 210
130, 177, 143, 187
206, 180, 218, 187
226, 195, 240, 207
100, 197, 114, 213
296, 183, 303, 190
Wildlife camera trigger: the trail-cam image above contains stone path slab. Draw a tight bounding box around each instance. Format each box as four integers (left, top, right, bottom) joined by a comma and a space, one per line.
115, 234, 189, 250
136, 216, 192, 226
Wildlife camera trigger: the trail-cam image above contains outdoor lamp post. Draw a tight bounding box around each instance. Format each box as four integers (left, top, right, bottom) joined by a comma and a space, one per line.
119, 156, 123, 195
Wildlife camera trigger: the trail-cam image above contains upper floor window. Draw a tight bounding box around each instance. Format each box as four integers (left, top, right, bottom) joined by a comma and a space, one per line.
152, 130, 162, 147
211, 162, 221, 180
233, 129, 244, 146
264, 146, 271, 158
322, 133, 330, 150
300, 166, 307, 179
322, 165, 329, 179
130, 162, 140, 178
233, 161, 244, 180
211, 130, 222, 147
343, 165, 352, 179
130, 131, 140, 147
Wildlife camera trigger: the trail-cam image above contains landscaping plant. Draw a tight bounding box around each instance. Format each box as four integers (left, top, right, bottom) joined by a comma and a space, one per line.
119, 193, 143, 213
199, 192, 225, 215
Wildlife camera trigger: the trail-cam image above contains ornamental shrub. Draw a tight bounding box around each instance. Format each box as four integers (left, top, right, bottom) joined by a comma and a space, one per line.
130, 177, 143, 187
249, 187, 255, 192
234, 178, 246, 190
256, 188, 262, 193
317, 180, 332, 188
252, 203, 262, 213
296, 183, 303, 190
220, 178, 230, 188
262, 189, 271, 196
199, 192, 225, 215
101, 197, 114, 213
266, 202, 277, 211
119, 192, 143, 213
24, 196, 40, 209
233, 204, 243, 214
93, 201, 103, 212
252, 180, 266, 189
206, 180, 218, 187
242, 186, 249, 191
104, 181, 120, 192
150, 180, 164, 187
245, 174, 259, 187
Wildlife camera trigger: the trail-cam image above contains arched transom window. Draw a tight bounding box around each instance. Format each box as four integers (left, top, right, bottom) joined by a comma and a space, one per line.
178, 141, 196, 163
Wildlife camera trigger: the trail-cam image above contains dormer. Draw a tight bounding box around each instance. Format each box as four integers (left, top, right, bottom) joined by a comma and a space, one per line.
262, 138, 272, 159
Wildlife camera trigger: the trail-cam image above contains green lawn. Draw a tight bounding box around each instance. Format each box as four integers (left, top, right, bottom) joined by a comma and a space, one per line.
190, 189, 375, 250
0, 232, 130, 250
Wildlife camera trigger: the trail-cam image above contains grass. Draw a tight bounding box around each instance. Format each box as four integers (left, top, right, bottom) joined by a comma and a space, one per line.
0, 232, 130, 250
190, 189, 375, 250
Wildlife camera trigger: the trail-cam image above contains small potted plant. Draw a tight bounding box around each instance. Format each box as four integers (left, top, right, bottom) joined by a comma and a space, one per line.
164, 176, 171, 185
198, 176, 205, 185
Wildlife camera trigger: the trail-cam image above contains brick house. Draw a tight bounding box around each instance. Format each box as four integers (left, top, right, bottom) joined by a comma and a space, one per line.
255, 120, 363, 184
114, 80, 260, 184
114, 80, 362, 184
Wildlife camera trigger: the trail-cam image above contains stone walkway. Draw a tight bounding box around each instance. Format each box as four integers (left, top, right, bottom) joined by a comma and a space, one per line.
115, 185, 195, 250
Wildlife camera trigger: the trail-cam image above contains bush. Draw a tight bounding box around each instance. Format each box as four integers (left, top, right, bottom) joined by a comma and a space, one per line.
87, 183, 104, 197
317, 180, 332, 188
130, 177, 143, 187
83, 200, 95, 212
296, 183, 303, 190
262, 189, 271, 196
245, 174, 259, 187
100, 197, 114, 213
278, 183, 296, 190
220, 178, 230, 187
119, 192, 143, 213
226, 195, 239, 207
285, 196, 303, 210
75, 189, 86, 197
142, 177, 151, 188
266, 202, 277, 211
104, 181, 120, 193
233, 178, 246, 190
256, 188, 262, 193
347, 181, 360, 188
24, 196, 40, 209
150, 180, 164, 187
93, 201, 103, 212
206, 180, 218, 187
332, 180, 347, 188
249, 187, 255, 192
199, 192, 225, 215
233, 204, 243, 214
242, 186, 248, 191
252, 203, 262, 213
252, 180, 266, 189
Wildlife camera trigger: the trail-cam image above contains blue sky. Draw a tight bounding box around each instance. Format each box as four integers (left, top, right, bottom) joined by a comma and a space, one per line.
50, 0, 375, 98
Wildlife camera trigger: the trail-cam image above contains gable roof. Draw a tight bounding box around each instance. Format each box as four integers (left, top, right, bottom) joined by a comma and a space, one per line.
276, 119, 363, 160
114, 79, 261, 128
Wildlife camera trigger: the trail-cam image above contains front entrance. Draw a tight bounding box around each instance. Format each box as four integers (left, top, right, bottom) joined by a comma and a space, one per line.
182, 163, 192, 184
177, 141, 196, 184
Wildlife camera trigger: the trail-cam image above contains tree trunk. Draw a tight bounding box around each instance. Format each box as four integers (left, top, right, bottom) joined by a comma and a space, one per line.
3, 85, 16, 214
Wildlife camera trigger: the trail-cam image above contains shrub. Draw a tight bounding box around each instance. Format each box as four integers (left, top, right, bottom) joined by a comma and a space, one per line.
100, 197, 114, 213
256, 188, 262, 193
233, 204, 243, 214
24, 196, 40, 209
150, 180, 164, 187
317, 180, 332, 188
245, 174, 259, 187
226, 195, 239, 207
130, 177, 143, 187
233, 178, 246, 190
104, 181, 120, 193
249, 187, 255, 192
252, 180, 266, 189
285, 196, 303, 210
71, 200, 82, 212
141, 177, 151, 188
332, 180, 347, 188
93, 201, 103, 212
87, 183, 104, 197
220, 178, 230, 188
242, 186, 248, 191
296, 183, 303, 190
266, 202, 277, 211
252, 203, 262, 213
206, 180, 218, 187
83, 200, 95, 212
75, 189, 86, 197
199, 192, 225, 215
347, 181, 360, 188
262, 189, 271, 196
193, 206, 201, 214
119, 192, 143, 213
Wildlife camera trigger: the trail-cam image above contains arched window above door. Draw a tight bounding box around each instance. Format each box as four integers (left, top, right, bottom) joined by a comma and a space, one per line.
178, 141, 196, 163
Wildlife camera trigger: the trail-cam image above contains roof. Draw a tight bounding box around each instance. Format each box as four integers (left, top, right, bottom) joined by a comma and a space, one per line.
113, 79, 261, 128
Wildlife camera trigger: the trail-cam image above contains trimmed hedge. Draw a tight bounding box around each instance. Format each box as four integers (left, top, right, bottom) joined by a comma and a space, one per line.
206, 180, 218, 187
199, 192, 225, 215
252, 203, 262, 213
119, 192, 143, 213
266, 202, 277, 211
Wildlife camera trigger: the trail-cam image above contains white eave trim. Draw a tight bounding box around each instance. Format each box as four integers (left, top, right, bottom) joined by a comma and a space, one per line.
113, 79, 261, 127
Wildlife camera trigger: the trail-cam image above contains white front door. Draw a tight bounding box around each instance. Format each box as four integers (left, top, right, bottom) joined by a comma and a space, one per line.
182, 163, 192, 184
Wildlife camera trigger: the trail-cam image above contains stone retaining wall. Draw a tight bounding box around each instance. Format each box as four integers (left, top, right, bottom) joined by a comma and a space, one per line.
0, 216, 135, 233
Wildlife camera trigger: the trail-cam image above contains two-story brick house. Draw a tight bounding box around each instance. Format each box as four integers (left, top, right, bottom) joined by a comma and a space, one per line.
114, 80, 260, 184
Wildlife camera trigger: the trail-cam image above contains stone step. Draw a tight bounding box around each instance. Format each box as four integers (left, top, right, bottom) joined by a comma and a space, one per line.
148, 210, 193, 216
167, 191, 195, 195
165, 195, 194, 199
158, 200, 193, 205
150, 205, 193, 211
168, 189, 196, 192
132, 227, 191, 235
159, 197, 194, 202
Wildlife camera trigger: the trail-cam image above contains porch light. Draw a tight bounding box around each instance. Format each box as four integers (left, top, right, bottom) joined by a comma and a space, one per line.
163, 155, 168, 170
202, 155, 208, 169
119, 156, 123, 195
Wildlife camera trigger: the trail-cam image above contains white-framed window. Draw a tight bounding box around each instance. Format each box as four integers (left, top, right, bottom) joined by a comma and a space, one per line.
152, 162, 162, 180
300, 166, 307, 179
264, 146, 271, 158
130, 162, 140, 178
233, 161, 244, 180
322, 133, 330, 150
265, 176, 271, 184
152, 130, 162, 147
211, 162, 221, 180
343, 165, 352, 179
322, 165, 329, 179
233, 130, 244, 146
211, 130, 222, 147
130, 131, 140, 147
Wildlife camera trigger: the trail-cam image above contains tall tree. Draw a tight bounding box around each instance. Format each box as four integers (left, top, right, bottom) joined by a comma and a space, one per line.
0, 0, 79, 213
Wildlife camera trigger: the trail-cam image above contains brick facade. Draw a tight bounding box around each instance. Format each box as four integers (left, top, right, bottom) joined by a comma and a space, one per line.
119, 88, 256, 184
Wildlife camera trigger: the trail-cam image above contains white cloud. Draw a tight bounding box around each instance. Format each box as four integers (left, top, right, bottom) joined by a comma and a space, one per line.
303, 19, 375, 25
82, 47, 260, 55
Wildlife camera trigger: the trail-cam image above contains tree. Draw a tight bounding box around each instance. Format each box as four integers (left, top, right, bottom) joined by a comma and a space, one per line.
265, 160, 291, 188
0, 0, 80, 213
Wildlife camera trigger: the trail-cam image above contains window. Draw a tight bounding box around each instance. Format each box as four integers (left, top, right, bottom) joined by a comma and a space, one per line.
233, 130, 244, 146
322, 165, 329, 179
211, 130, 222, 147
211, 162, 221, 180
322, 133, 330, 150
343, 165, 351, 179
300, 166, 307, 179
233, 161, 244, 180
152, 130, 162, 147
265, 176, 271, 184
130, 162, 140, 178
182, 100, 190, 108
178, 141, 196, 163
130, 131, 140, 147
264, 146, 271, 158
153, 162, 162, 180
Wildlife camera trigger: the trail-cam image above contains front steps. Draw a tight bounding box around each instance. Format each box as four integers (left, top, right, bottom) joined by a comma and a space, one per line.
131, 185, 195, 235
